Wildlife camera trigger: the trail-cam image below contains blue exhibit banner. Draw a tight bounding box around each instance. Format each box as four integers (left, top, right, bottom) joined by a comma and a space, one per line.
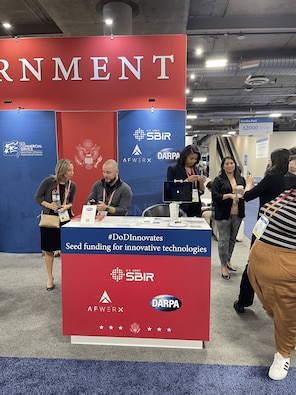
118, 110, 185, 215
61, 226, 211, 257
0, 110, 57, 253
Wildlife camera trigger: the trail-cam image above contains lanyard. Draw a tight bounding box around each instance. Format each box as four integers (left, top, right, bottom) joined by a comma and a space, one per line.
264, 190, 296, 218
57, 180, 71, 205
186, 167, 198, 189
102, 188, 116, 206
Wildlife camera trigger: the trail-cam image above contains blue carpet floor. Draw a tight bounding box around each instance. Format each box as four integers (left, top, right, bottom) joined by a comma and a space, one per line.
0, 357, 295, 394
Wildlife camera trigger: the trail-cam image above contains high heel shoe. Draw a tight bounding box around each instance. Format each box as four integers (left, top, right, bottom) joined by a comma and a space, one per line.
221, 274, 230, 280
46, 277, 55, 291
227, 265, 237, 272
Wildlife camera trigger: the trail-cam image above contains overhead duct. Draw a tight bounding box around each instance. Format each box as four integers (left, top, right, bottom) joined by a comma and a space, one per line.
193, 109, 296, 120
96, 0, 139, 35
244, 75, 270, 86
187, 59, 296, 77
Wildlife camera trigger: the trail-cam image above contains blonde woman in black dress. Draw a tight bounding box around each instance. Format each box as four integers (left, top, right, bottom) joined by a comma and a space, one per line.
35, 159, 76, 290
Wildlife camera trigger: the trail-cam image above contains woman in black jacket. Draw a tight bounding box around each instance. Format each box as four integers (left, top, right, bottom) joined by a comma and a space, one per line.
167, 145, 206, 217
233, 148, 290, 313
212, 156, 246, 279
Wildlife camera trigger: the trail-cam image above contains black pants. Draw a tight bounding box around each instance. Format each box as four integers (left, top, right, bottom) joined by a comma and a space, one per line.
237, 234, 256, 307
238, 264, 255, 307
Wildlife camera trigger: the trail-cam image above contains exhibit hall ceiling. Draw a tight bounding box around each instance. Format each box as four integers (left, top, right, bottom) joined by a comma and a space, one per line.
1, 0, 296, 139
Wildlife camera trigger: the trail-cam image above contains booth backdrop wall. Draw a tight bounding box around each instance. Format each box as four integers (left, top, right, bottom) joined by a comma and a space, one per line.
0, 110, 57, 253
0, 35, 186, 252
56, 111, 117, 213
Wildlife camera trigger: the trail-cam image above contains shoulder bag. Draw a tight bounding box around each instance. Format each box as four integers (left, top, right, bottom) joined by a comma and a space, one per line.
39, 214, 60, 228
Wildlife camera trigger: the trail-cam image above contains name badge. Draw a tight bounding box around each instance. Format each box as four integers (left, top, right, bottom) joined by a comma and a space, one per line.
192, 188, 200, 203
252, 215, 269, 239
58, 210, 70, 223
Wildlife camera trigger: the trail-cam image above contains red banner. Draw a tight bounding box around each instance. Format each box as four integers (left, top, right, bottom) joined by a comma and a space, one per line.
0, 35, 186, 111
57, 112, 117, 213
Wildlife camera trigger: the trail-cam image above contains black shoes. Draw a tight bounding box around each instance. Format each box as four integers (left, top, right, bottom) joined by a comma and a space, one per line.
46, 284, 55, 291
227, 265, 237, 272
222, 274, 230, 280
233, 300, 245, 314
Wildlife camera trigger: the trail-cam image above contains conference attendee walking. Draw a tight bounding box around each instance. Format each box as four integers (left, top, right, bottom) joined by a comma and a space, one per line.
233, 148, 291, 313
211, 156, 246, 279
86, 159, 132, 216
247, 155, 296, 381
35, 159, 76, 291
167, 145, 207, 217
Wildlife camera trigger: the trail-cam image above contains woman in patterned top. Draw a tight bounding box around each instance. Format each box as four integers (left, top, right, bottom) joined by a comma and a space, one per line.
248, 154, 296, 381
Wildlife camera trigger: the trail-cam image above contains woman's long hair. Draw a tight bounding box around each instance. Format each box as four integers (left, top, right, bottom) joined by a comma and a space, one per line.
219, 156, 241, 177
177, 145, 201, 167
265, 148, 290, 176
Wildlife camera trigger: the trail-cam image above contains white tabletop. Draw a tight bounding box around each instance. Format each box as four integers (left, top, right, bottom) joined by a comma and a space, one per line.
65, 216, 211, 230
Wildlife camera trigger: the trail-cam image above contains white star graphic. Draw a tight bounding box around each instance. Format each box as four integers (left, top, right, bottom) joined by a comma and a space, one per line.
109, 325, 113, 330
167, 328, 172, 332
99, 325, 104, 330
118, 326, 123, 330
147, 327, 152, 331
157, 327, 162, 332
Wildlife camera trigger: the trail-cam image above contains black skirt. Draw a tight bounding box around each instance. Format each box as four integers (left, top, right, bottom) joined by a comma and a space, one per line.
40, 227, 61, 252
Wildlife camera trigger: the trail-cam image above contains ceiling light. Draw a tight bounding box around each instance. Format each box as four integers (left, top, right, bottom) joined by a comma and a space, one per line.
196, 47, 203, 56
237, 34, 245, 40
239, 60, 260, 70
105, 19, 113, 25
269, 113, 282, 118
2, 22, 11, 29
187, 114, 197, 119
192, 97, 207, 103
190, 74, 196, 80
210, 118, 224, 123
205, 58, 228, 68
186, 88, 190, 94
228, 131, 236, 135
186, 125, 192, 129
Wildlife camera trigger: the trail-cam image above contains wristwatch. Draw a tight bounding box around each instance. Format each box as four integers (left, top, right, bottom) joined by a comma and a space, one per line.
105, 205, 110, 213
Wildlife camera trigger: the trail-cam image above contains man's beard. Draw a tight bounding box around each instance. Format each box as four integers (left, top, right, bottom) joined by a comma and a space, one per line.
105, 176, 117, 186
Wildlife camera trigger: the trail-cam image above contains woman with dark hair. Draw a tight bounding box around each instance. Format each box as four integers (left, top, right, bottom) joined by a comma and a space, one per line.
35, 159, 76, 291
233, 148, 291, 313
247, 155, 296, 380
212, 156, 246, 279
167, 145, 207, 217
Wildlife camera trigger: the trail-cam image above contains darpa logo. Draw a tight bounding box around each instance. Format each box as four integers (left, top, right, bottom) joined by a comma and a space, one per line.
157, 148, 180, 163
150, 294, 182, 312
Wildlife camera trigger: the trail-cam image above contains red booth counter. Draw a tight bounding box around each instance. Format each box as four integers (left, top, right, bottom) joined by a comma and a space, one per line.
61, 216, 211, 349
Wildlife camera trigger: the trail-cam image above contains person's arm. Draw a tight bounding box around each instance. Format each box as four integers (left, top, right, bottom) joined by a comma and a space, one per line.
34, 177, 58, 212
111, 184, 133, 216
212, 178, 236, 203
244, 176, 269, 202
60, 182, 76, 214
